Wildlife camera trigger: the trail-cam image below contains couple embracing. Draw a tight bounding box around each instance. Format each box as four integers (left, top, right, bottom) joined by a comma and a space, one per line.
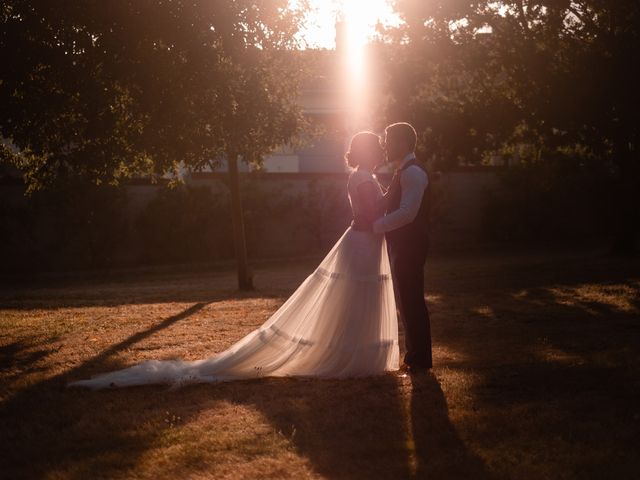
71, 122, 432, 389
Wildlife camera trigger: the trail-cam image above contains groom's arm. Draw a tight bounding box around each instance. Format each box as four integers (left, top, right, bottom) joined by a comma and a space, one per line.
373, 166, 428, 234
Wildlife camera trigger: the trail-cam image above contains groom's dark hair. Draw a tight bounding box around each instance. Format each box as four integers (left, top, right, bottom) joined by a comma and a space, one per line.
385, 122, 417, 151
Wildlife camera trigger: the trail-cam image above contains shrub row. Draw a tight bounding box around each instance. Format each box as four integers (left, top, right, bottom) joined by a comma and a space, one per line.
481, 157, 616, 243
0, 179, 351, 273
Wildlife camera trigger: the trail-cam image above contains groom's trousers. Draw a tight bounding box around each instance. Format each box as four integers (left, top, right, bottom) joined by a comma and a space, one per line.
389, 245, 433, 368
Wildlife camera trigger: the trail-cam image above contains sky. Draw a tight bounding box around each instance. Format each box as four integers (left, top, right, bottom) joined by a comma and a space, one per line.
295, 0, 402, 49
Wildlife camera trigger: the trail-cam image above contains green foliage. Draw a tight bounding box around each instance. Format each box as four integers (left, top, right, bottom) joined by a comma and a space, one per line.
135, 185, 233, 265
383, 1, 639, 250
241, 178, 296, 256
241, 177, 351, 257
0, 178, 355, 273
290, 180, 352, 250
384, 1, 640, 165
0, 184, 129, 272
482, 155, 615, 242
0, 1, 308, 190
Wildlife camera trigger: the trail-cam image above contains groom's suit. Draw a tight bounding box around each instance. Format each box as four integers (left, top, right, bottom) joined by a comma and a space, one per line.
374, 153, 433, 368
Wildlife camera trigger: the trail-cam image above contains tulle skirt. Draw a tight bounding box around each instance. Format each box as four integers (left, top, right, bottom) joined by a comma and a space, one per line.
69, 227, 399, 389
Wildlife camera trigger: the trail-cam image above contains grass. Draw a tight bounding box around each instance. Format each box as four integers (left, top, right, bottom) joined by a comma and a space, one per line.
1, 248, 639, 479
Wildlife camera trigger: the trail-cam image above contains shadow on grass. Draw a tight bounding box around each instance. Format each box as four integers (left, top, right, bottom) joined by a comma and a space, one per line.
211, 372, 494, 480
72, 302, 210, 378
426, 255, 640, 478
0, 340, 55, 372
0, 340, 58, 391
409, 373, 492, 479
3, 250, 639, 478
0, 302, 209, 478
0, 300, 492, 479
214, 375, 417, 479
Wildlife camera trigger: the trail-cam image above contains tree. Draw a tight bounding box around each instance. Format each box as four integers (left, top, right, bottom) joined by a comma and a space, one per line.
377, 1, 522, 168
1, 0, 309, 287
385, 0, 639, 251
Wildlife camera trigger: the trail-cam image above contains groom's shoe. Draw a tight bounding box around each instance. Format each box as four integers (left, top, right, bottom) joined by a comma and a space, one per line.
397, 362, 411, 378
408, 365, 431, 376
401, 362, 432, 376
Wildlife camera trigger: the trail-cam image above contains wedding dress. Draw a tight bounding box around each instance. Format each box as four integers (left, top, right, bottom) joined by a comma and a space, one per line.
69, 169, 399, 389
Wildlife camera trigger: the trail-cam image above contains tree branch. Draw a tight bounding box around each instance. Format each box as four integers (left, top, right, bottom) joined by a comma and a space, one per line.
516, 0, 531, 36
567, 4, 599, 36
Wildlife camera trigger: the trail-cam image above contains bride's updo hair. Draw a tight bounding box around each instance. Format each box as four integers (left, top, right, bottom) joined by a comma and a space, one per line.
345, 131, 382, 169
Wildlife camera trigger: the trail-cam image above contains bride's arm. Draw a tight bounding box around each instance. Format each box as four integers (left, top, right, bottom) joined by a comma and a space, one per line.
355, 181, 385, 229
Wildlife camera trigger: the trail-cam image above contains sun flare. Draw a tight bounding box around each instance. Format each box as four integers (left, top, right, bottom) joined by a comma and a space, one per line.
340, 0, 398, 128
297, 0, 400, 50
342, 0, 378, 76
293, 1, 400, 131
343, 0, 388, 49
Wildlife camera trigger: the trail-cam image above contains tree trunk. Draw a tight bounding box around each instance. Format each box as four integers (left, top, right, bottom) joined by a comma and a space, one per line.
227, 152, 254, 290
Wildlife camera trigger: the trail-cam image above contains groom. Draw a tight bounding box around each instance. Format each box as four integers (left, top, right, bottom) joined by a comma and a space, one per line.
374, 122, 432, 372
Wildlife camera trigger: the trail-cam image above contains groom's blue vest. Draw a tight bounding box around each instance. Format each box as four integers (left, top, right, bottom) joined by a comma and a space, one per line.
385, 159, 430, 257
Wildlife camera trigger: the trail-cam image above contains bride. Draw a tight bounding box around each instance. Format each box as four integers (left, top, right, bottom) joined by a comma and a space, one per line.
70, 132, 399, 389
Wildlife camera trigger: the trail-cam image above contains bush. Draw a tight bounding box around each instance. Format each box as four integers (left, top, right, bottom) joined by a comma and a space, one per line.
240, 177, 351, 257
0, 184, 129, 272
283, 179, 351, 252
135, 185, 233, 264
0, 176, 362, 273
481, 156, 615, 243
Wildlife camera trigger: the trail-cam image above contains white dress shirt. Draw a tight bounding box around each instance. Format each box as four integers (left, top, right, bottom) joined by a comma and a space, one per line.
373, 153, 428, 234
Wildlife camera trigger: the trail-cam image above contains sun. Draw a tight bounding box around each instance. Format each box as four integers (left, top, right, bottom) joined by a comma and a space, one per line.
342, 0, 392, 48
297, 0, 400, 49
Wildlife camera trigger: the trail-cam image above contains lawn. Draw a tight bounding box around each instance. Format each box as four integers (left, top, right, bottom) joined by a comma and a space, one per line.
1, 248, 639, 479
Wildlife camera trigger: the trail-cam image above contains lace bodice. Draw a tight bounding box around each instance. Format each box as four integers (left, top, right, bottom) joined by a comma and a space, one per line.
347, 169, 383, 218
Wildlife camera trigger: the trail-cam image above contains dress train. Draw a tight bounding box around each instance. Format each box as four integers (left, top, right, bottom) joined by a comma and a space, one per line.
69, 227, 399, 389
